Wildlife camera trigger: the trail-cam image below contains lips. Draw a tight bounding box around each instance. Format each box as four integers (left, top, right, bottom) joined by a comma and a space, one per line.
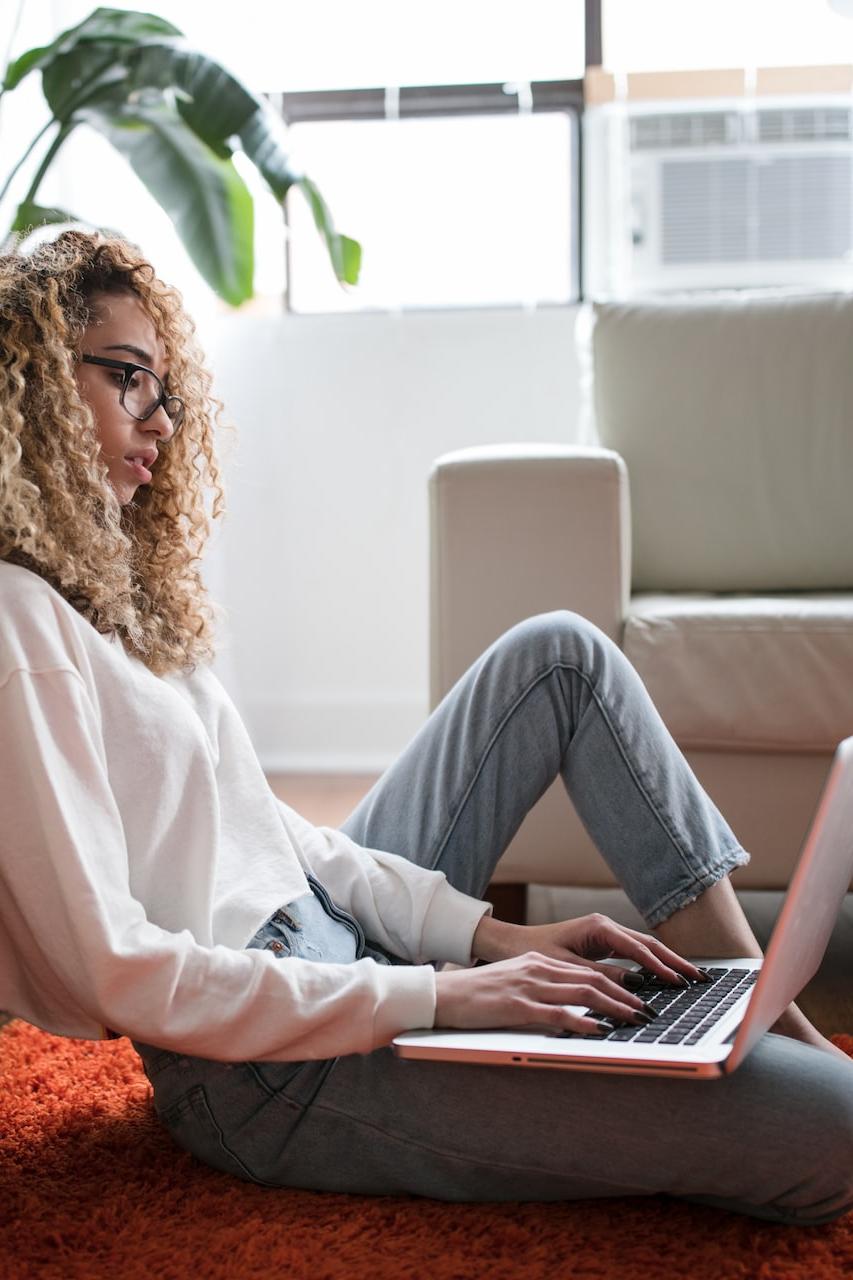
124, 448, 157, 484
125, 457, 153, 484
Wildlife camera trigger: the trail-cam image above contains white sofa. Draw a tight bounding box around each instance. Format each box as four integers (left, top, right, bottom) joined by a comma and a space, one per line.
429, 292, 853, 918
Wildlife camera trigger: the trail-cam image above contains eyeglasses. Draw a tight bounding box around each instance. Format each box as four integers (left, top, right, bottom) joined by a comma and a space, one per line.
80, 354, 185, 433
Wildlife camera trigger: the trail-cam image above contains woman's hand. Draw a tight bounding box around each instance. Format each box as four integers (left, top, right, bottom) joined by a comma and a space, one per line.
433, 950, 655, 1036
470, 912, 707, 987
433, 912, 709, 1037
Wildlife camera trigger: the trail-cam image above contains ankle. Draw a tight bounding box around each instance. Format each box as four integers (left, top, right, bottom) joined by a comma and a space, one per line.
771, 1002, 813, 1037
652, 876, 763, 960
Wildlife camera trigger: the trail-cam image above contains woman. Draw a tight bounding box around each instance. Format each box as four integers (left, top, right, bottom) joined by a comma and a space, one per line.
0, 230, 850, 1224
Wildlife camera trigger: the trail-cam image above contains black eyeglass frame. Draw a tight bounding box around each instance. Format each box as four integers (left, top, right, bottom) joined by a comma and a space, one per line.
80, 354, 185, 431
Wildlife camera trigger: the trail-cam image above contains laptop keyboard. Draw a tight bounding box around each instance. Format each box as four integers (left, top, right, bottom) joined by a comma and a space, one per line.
575, 967, 759, 1045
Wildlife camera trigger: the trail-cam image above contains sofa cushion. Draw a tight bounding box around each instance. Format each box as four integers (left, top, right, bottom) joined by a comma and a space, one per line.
623, 592, 853, 752
589, 293, 853, 593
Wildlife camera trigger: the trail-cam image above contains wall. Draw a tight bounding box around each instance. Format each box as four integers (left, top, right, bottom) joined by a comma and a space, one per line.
200, 303, 585, 770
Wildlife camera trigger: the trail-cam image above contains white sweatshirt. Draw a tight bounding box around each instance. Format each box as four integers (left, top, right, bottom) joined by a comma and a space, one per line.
0, 562, 492, 1063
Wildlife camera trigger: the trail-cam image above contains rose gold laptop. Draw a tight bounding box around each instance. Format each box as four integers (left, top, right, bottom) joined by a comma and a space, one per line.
393, 736, 853, 1079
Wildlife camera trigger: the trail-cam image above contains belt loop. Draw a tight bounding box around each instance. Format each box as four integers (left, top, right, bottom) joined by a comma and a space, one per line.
273, 907, 302, 931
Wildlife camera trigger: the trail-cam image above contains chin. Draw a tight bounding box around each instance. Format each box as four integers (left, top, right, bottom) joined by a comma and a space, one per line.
111, 479, 138, 506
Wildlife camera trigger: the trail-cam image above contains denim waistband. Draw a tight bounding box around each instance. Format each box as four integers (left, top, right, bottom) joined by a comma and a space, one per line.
246, 873, 393, 967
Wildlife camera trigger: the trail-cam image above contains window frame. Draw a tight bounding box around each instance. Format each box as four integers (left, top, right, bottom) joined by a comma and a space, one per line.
264, 0, 603, 314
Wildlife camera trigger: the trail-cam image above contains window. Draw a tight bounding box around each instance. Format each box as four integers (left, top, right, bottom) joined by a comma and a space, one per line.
280, 86, 579, 313
603, 0, 853, 75
245, 0, 589, 314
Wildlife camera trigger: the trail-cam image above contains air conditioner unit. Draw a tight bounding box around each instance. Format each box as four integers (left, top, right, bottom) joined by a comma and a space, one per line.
583, 96, 853, 296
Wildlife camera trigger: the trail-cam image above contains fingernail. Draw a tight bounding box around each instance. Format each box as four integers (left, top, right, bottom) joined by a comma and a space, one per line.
641, 1002, 657, 1017
674, 975, 690, 988
622, 971, 645, 991
590, 1021, 611, 1037
633, 1011, 654, 1025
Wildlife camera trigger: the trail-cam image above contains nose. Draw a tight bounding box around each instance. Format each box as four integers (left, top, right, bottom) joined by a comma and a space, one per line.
147, 402, 175, 443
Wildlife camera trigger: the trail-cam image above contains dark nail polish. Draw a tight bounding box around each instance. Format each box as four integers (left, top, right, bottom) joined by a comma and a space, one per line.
641, 1002, 657, 1017
676, 975, 690, 988
633, 1011, 653, 1025
590, 1021, 611, 1037
622, 971, 645, 991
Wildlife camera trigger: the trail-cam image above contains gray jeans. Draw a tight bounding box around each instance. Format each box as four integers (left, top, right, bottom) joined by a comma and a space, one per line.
132, 612, 853, 1223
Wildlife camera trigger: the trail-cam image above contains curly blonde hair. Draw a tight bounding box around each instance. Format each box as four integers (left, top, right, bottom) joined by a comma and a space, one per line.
0, 229, 237, 676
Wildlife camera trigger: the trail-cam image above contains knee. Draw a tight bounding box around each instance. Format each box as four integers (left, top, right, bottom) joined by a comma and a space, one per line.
795, 1066, 853, 1224
761, 1044, 853, 1225
497, 610, 616, 672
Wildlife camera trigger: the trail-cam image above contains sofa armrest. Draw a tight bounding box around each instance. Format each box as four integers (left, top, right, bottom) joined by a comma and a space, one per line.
429, 443, 631, 706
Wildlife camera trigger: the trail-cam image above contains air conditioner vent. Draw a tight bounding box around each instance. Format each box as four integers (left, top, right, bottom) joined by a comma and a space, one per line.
660, 154, 852, 265
662, 160, 750, 263
757, 107, 851, 143
630, 111, 741, 151
758, 155, 851, 259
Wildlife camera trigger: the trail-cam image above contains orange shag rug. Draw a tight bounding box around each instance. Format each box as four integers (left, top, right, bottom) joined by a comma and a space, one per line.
1, 1020, 851, 1280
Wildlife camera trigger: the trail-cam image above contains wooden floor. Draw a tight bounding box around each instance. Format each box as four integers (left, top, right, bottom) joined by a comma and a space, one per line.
267, 772, 380, 829
268, 772, 852, 1038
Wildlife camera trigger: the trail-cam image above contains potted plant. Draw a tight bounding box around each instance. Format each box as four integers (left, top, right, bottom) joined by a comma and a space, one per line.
0, 5, 361, 305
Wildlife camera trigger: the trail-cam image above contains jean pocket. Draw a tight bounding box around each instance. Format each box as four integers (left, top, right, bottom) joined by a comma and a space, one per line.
159, 1083, 282, 1188
261, 933, 294, 957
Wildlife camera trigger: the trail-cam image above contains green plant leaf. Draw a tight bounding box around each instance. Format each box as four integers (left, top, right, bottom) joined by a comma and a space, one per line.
296, 176, 362, 286
4, 203, 125, 254
42, 48, 130, 121
57, 36, 308, 205
78, 101, 254, 305
234, 99, 301, 202
41, 37, 258, 152
2, 6, 362, 298
129, 43, 258, 152
10, 200, 78, 232
49, 30, 361, 286
338, 234, 362, 285
34, 28, 337, 280
3, 43, 56, 92
3, 7, 182, 91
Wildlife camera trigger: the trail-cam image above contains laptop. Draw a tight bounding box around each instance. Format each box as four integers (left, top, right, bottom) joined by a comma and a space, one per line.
393, 735, 853, 1079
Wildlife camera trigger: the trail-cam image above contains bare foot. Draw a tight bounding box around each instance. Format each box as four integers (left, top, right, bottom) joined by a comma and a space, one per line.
770, 1003, 851, 1066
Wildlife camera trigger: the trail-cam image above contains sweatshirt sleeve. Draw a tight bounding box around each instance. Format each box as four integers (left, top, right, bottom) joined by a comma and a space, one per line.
0, 667, 439, 1062
274, 799, 494, 967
